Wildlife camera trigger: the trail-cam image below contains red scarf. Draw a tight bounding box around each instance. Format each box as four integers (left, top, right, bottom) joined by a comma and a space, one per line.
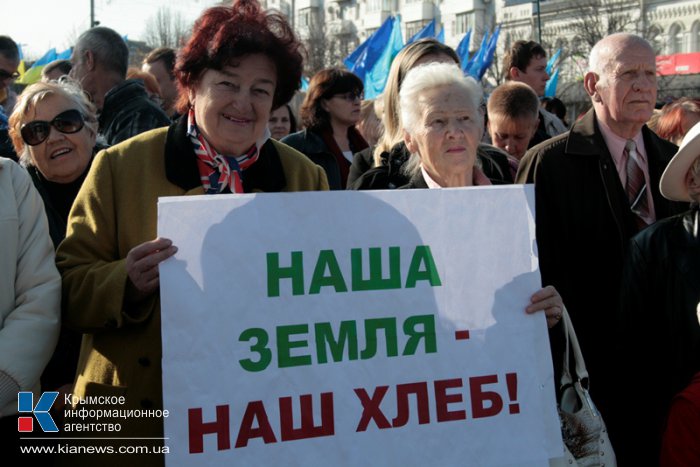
187, 109, 261, 194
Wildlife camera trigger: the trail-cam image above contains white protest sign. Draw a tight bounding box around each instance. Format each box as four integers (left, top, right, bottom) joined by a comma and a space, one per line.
158, 186, 562, 466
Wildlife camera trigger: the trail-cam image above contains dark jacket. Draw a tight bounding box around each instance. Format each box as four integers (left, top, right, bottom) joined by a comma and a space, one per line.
347, 146, 374, 187
616, 207, 700, 464
516, 109, 687, 423
348, 142, 514, 190
282, 128, 367, 190
99, 79, 170, 146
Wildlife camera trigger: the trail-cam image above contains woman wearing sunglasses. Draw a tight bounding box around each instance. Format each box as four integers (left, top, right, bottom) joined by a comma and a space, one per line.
282, 67, 368, 189
54, 1, 327, 463
9, 80, 100, 249
8, 79, 101, 425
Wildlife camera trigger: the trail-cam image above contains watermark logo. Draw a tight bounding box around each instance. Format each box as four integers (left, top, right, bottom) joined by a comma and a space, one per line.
17, 392, 59, 432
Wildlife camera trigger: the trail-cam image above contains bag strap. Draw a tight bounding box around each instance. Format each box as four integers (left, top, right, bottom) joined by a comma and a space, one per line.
560, 307, 589, 387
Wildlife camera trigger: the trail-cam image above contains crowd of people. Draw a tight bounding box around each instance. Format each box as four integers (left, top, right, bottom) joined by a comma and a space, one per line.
1, 0, 699, 465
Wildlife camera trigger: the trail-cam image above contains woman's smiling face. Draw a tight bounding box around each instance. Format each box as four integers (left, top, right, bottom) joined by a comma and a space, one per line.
189, 54, 277, 155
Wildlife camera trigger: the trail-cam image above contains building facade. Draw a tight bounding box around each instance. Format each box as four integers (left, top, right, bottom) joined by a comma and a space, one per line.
262, 0, 699, 111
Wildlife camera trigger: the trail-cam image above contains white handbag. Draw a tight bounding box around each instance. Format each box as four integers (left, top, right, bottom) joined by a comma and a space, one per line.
551, 308, 616, 467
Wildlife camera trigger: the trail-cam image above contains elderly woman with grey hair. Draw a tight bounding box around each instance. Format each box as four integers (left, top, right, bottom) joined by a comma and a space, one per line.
398, 61, 565, 327
8, 79, 101, 405
615, 122, 700, 464
9, 79, 101, 249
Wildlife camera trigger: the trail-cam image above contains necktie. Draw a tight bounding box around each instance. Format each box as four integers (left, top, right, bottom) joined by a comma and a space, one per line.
624, 139, 649, 226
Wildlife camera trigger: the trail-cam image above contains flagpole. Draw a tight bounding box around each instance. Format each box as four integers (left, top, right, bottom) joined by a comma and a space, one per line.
536, 0, 542, 44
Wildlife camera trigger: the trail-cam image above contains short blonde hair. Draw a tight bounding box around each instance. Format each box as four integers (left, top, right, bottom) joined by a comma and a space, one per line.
9, 79, 98, 166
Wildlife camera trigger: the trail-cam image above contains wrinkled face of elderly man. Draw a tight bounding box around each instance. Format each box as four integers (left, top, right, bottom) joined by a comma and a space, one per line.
585, 34, 657, 137
404, 82, 482, 185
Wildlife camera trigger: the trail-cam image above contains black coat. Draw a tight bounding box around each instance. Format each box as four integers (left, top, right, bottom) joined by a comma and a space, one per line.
516, 109, 687, 430
615, 208, 700, 464
99, 79, 171, 146
348, 142, 514, 190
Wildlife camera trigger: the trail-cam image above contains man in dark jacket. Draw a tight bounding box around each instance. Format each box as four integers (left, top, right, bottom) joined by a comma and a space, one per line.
516, 33, 687, 461
70, 27, 170, 145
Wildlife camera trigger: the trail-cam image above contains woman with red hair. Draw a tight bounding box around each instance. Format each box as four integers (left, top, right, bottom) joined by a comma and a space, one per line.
56, 1, 327, 464
652, 97, 700, 145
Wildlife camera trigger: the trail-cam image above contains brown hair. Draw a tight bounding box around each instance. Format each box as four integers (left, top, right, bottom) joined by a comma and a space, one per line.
143, 47, 176, 78
487, 81, 540, 121
299, 67, 363, 131
502, 40, 547, 81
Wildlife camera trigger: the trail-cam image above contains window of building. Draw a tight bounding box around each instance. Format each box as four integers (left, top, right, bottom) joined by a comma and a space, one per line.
455, 12, 474, 35
669, 23, 684, 54
692, 21, 700, 52
406, 20, 430, 39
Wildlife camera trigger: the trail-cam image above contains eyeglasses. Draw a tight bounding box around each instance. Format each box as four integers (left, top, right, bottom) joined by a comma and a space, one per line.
20, 109, 86, 146
333, 92, 363, 102
0, 69, 19, 81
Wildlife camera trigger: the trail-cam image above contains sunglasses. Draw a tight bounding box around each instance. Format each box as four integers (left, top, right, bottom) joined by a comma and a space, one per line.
20, 109, 86, 146
333, 92, 363, 102
0, 69, 19, 80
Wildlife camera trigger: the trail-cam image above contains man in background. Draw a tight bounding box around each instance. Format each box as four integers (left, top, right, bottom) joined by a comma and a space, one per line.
142, 47, 179, 119
503, 40, 567, 145
0, 36, 19, 159
70, 27, 170, 145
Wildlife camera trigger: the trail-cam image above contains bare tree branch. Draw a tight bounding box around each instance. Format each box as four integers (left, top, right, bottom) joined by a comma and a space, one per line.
143, 7, 191, 49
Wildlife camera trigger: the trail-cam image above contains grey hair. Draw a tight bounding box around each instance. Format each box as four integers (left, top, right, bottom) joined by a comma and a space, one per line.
400, 62, 483, 134
75, 27, 129, 78
399, 62, 483, 179
10, 78, 98, 166
588, 33, 653, 78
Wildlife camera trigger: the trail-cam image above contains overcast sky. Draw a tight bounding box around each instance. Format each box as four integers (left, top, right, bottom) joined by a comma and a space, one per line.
2, 0, 221, 59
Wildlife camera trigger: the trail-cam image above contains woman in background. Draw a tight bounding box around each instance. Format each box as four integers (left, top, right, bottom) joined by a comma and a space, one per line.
269, 102, 297, 140
282, 67, 368, 189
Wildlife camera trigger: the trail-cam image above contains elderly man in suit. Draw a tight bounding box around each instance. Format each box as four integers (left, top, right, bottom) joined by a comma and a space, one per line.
516, 32, 687, 457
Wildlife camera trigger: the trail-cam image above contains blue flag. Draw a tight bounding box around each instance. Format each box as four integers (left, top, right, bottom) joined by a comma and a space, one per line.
456, 29, 472, 71
344, 16, 394, 80
56, 47, 72, 60
465, 29, 489, 79
545, 67, 559, 97
407, 19, 436, 45
17, 48, 57, 84
344, 38, 370, 70
365, 15, 403, 99
546, 48, 561, 75
477, 25, 500, 79
437, 27, 445, 44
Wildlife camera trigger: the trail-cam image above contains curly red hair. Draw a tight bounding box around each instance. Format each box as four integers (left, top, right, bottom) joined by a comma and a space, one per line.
175, 0, 303, 112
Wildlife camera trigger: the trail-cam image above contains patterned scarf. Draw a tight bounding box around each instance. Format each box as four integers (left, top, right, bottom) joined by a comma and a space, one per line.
187, 108, 265, 194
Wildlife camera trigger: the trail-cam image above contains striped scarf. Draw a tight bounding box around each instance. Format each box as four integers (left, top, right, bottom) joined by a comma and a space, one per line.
187, 109, 261, 194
